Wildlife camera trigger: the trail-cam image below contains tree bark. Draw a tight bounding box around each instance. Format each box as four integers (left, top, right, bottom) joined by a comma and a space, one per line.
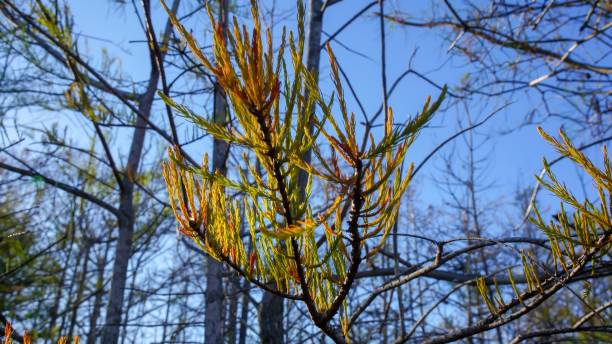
205, 1, 229, 342
100, 65, 158, 344
238, 279, 250, 344
226, 278, 239, 344
297, 0, 324, 180
100, 0, 181, 341
258, 292, 284, 344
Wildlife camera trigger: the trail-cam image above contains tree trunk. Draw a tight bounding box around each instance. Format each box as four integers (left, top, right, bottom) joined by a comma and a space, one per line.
205, 1, 229, 342
101, 67, 158, 344
258, 293, 284, 344
297, 0, 324, 179
203, 83, 227, 343
238, 279, 250, 344
226, 278, 239, 344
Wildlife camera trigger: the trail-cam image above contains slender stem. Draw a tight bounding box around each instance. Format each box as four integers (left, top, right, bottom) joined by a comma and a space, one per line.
141, 0, 181, 144
378, 0, 389, 124
321, 160, 364, 323
251, 103, 346, 342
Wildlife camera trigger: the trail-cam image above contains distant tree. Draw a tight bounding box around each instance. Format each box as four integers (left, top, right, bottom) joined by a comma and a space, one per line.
0, 170, 59, 342
386, 0, 611, 137
0, 0, 197, 342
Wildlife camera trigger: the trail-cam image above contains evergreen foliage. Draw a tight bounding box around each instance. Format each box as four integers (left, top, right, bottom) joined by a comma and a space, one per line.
161, 0, 445, 340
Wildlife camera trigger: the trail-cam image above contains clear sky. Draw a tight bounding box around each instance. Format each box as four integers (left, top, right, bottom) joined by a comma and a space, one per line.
61, 0, 600, 228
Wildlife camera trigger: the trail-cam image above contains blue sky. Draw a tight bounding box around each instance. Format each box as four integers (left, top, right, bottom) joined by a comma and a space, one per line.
60, 0, 600, 226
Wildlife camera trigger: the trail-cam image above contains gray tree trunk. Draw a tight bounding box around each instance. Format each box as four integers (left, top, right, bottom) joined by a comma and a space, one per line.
100, 0, 180, 342
258, 293, 284, 344
238, 279, 250, 344
226, 278, 239, 344
205, 1, 229, 342
101, 75, 157, 344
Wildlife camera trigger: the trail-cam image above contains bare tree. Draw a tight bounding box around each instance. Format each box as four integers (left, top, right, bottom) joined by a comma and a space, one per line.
385, 0, 611, 137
